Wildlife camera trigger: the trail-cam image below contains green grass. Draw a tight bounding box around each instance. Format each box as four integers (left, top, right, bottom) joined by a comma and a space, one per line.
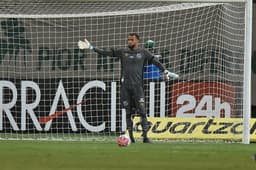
0, 140, 255, 170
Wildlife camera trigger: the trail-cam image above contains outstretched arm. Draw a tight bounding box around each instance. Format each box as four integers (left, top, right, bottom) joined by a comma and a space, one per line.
93, 47, 115, 57
145, 50, 179, 79
78, 38, 119, 57
151, 57, 166, 72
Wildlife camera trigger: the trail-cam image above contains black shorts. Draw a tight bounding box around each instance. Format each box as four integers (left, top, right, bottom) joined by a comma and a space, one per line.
120, 84, 145, 110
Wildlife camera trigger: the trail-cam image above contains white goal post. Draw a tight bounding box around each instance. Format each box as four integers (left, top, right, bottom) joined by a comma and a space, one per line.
0, 0, 252, 143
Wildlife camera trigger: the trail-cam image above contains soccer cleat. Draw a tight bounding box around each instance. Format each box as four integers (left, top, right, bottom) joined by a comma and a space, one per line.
128, 130, 135, 143
130, 136, 135, 143
143, 137, 150, 143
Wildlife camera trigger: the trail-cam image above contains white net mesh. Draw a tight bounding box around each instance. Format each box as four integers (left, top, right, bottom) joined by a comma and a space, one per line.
0, 0, 246, 141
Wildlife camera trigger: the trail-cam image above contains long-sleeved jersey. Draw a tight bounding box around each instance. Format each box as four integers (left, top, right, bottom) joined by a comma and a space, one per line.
94, 47, 166, 85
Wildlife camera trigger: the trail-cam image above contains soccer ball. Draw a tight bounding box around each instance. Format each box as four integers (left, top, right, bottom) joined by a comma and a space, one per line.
117, 134, 131, 147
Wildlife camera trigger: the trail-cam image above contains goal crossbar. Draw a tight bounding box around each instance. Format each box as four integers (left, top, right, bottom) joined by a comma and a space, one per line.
0, 3, 223, 18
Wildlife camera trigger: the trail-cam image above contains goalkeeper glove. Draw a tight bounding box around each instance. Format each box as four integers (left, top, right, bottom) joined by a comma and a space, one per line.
78, 39, 94, 50
163, 70, 179, 80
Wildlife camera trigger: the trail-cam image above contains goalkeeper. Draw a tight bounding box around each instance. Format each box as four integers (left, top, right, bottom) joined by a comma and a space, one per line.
78, 33, 178, 143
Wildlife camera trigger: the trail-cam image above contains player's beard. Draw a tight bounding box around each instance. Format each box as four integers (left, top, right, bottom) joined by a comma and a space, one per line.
128, 44, 136, 50
128, 44, 135, 50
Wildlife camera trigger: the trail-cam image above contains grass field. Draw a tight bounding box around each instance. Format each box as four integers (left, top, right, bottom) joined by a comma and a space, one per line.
0, 140, 255, 170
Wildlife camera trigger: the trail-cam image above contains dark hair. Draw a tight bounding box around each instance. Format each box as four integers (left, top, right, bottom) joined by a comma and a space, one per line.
128, 33, 140, 40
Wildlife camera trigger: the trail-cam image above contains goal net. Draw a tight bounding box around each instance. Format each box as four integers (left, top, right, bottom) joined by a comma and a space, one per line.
0, 0, 250, 142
